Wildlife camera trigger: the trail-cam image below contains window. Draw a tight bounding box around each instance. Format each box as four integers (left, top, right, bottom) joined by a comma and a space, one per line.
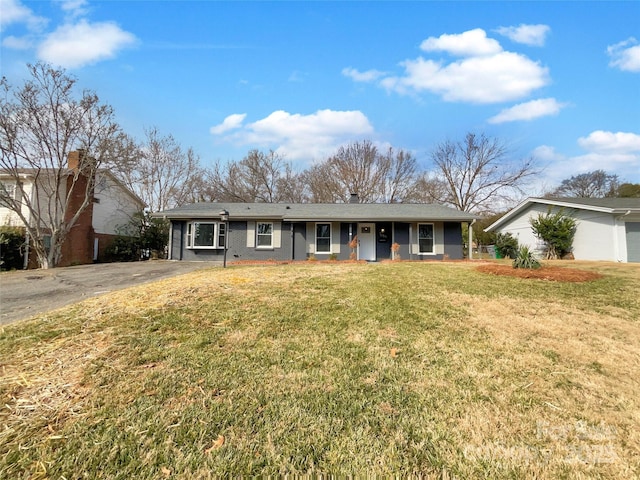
1, 181, 16, 206
256, 222, 273, 248
186, 222, 225, 249
418, 223, 434, 254
316, 223, 331, 253
218, 222, 226, 248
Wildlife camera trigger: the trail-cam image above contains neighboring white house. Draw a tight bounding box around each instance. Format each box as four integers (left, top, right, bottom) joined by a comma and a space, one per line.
485, 197, 640, 263
1, 151, 145, 268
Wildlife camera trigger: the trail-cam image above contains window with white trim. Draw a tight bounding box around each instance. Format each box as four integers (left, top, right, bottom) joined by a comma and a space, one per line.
418, 223, 434, 254
186, 222, 226, 249
316, 223, 331, 253
256, 222, 273, 248
1, 181, 16, 206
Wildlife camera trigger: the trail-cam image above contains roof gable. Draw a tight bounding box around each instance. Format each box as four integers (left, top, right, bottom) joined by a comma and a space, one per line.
486, 197, 640, 232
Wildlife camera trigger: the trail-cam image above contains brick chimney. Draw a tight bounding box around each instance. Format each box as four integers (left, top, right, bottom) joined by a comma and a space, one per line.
349, 193, 359, 204
59, 150, 95, 266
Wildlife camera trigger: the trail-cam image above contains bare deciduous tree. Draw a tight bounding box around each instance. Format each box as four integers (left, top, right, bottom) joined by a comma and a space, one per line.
204, 150, 306, 203
116, 127, 204, 212
0, 63, 121, 268
551, 170, 620, 198
303, 140, 422, 203
407, 172, 449, 204
431, 133, 538, 213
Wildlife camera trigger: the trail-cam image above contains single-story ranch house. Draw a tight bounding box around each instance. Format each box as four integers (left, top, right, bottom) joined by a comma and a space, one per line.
485, 197, 640, 263
156, 200, 477, 262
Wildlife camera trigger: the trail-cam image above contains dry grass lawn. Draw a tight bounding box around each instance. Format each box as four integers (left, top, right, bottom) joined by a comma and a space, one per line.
1, 260, 639, 478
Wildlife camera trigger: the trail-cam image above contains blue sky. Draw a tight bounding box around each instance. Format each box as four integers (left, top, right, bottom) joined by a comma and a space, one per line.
2, 0, 639, 192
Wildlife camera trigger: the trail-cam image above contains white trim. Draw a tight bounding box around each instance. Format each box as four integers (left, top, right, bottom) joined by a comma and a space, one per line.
417, 222, 436, 255
315, 222, 332, 254
186, 221, 226, 249
486, 197, 640, 232
256, 221, 274, 249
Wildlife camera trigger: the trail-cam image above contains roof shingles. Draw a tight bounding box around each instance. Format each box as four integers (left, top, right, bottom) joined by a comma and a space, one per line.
157, 202, 477, 222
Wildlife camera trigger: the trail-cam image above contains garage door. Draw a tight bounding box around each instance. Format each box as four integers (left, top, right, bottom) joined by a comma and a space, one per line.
626, 222, 640, 262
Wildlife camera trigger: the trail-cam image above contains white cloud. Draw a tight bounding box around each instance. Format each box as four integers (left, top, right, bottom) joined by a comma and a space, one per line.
495, 24, 550, 47
1, 34, 33, 49
383, 50, 549, 104
349, 28, 550, 104
488, 98, 566, 124
577, 131, 640, 154
534, 131, 640, 185
59, 0, 88, 11
210, 113, 247, 135
420, 29, 502, 57
607, 38, 640, 73
342, 67, 386, 82
57, 0, 89, 18
288, 70, 307, 82
211, 109, 375, 161
0, 0, 47, 31
37, 19, 137, 68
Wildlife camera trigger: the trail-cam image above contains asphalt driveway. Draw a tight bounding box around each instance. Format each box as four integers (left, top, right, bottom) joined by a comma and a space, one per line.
0, 260, 217, 325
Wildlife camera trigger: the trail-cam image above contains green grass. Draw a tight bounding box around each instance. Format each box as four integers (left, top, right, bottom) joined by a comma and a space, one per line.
1, 261, 639, 478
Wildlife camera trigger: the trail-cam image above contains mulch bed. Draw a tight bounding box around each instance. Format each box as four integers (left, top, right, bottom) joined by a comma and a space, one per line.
476, 263, 603, 282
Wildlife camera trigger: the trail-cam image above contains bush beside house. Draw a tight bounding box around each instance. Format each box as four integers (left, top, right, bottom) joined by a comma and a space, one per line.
0, 226, 26, 271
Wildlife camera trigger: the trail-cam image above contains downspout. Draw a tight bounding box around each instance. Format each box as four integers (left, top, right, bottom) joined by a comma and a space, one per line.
468, 219, 476, 260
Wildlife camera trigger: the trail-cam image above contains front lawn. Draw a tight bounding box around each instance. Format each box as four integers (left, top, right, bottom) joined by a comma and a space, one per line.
1, 261, 638, 478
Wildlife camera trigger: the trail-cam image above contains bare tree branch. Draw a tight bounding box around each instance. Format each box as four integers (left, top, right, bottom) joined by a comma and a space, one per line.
0, 63, 121, 268
431, 133, 539, 213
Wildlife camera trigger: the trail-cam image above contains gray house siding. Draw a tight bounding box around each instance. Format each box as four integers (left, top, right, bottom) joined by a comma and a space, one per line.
171, 219, 466, 262
171, 220, 294, 262
293, 223, 307, 260
161, 202, 476, 263
229, 220, 292, 262
170, 221, 184, 260
393, 223, 411, 260
444, 222, 464, 259
376, 222, 392, 260
339, 223, 355, 260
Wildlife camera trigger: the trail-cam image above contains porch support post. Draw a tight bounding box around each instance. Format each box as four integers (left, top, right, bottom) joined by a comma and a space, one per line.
468, 219, 476, 260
